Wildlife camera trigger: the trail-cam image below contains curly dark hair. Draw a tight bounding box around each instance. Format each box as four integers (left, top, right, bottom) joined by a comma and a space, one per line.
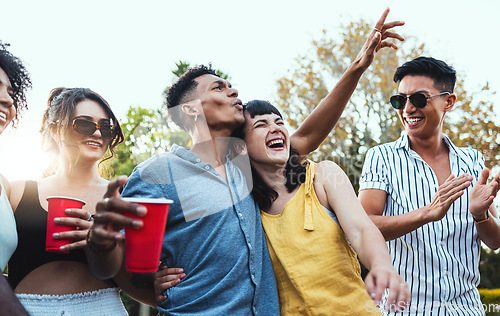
41, 87, 124, 164
165, 64, 218, 131
232, 100, 307, 211
0, 41, 32, 125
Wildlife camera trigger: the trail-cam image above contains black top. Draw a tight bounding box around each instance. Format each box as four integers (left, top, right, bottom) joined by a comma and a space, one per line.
8, 181, 87, 289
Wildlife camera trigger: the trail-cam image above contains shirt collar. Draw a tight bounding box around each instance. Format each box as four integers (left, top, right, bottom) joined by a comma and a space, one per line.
396, 133, 460, 157
170, 144, 235, 166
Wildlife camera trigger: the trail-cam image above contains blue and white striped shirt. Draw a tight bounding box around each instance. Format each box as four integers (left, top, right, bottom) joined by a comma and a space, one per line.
360, 134, 485, 316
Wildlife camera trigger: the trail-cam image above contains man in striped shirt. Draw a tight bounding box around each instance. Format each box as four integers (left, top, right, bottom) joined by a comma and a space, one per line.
359, 56, 500, 315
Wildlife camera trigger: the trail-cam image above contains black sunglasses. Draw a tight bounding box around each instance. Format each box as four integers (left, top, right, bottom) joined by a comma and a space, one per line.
72, 118, 115, 139
390, 92, 450, 109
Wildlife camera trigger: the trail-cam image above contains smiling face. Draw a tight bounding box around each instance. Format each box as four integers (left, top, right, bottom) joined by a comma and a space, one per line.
194, 74, 244, 133
396, 75, 454, 141
0, 67, 15, 134
60, 99, 112, 163
243, 111, 290, 167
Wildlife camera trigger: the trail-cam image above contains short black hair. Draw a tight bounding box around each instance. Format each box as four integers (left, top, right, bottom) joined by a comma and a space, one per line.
233, 100, 307, 211
0, 41, 32, 125
394, 56, 456, 92
166, 64, 218, 130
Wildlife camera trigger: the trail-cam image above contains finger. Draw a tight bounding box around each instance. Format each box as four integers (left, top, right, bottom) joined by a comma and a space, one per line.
163, 267, 185, 276
374, 7, 390, 30
103, 176, 128, 199
443, 173, 456, 183
59, 239, 87, 252
443, 179, 471, 197
92, 225, 124, 242
381, 31, 405, 42
160, 278, 182, 291
155, 267, 183, 278
367, 31, 381, 52
394, 282, 410, 312
64, 208, 91, 218
446, 190, 465, 205
161, 273, 186, 284
385, 275, 400, 307
98, 197, 147, 218
494, 172, 500, 183
156, 294, 167, 303
373, 272, 388, 304
378, 41, 398, 52
478, 169, 490, 186
54, 230, 88, 241
382, 21, 405, 30
364, 273, 376, 299
54, 216, 93, 230
439, 174, 471, 192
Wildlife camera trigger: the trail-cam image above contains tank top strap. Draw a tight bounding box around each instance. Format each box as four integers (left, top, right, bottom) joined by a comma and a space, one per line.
303, 160, 315, 231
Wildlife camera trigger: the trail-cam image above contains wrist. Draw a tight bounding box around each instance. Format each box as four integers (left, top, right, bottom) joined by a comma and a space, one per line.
86, 229, 117, 254
347, 59, 368, 75
420, 205, 435, 223
473, 211, 490, 224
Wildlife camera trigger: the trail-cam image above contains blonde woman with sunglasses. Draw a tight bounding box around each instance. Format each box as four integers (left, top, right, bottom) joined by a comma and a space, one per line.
6, 87, 150, 315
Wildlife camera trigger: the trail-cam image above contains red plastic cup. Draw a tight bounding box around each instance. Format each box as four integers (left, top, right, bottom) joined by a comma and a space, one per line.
46, 196, 86, 253
122, 198, 172, 273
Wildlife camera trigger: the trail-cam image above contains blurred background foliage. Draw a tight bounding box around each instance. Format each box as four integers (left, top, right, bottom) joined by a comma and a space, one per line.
104, 19, 499, 315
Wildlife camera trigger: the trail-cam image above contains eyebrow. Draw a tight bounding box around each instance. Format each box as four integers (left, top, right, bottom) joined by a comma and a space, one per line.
253, 119, 268, 126
253, 116, 283, 126
398, 90, 430, 96
212, 79, 231, 88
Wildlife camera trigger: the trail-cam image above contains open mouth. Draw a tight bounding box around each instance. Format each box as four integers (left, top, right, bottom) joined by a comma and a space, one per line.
266, 138, 285, 149
405, 117, 423, 125
0, 112, 7, 121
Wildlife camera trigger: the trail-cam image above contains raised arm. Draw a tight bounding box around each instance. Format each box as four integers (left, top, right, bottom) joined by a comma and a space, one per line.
359, 174, 473, 241
291, 8, 405, 158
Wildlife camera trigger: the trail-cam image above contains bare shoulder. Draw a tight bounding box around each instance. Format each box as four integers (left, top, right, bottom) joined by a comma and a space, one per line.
9, 179, 27, 212
314, 160, 346, 180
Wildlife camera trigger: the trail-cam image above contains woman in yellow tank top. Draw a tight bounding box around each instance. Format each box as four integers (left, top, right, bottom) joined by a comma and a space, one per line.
233, 100, 410, 315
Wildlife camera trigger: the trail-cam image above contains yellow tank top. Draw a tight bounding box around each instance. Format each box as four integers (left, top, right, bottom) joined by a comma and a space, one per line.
260, 161, 381, 315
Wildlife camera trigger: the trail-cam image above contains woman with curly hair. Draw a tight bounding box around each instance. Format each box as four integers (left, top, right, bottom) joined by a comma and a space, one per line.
0, 40, 31, 315
6, 87, 144, 315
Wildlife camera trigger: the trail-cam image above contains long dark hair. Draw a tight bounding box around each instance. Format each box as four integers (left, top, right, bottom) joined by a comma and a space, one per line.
233, 100, 307, 211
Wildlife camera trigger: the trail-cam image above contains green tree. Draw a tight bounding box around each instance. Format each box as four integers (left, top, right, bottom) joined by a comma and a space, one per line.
480, 248, 500, 289
276, 20, 499, 192
108, 105, 191, 177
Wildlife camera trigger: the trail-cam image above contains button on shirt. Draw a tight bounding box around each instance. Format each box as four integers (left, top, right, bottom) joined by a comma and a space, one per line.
122, 145, 279, 315
360, 134, 485, 316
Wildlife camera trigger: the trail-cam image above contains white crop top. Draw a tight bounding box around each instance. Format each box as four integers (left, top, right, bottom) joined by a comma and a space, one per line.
0, 179, 17, 271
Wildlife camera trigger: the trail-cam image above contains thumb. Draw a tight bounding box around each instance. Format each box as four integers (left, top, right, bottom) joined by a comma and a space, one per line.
104, 175, 128, 198
368, 32, 381, 52
478, 169, 490, 186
